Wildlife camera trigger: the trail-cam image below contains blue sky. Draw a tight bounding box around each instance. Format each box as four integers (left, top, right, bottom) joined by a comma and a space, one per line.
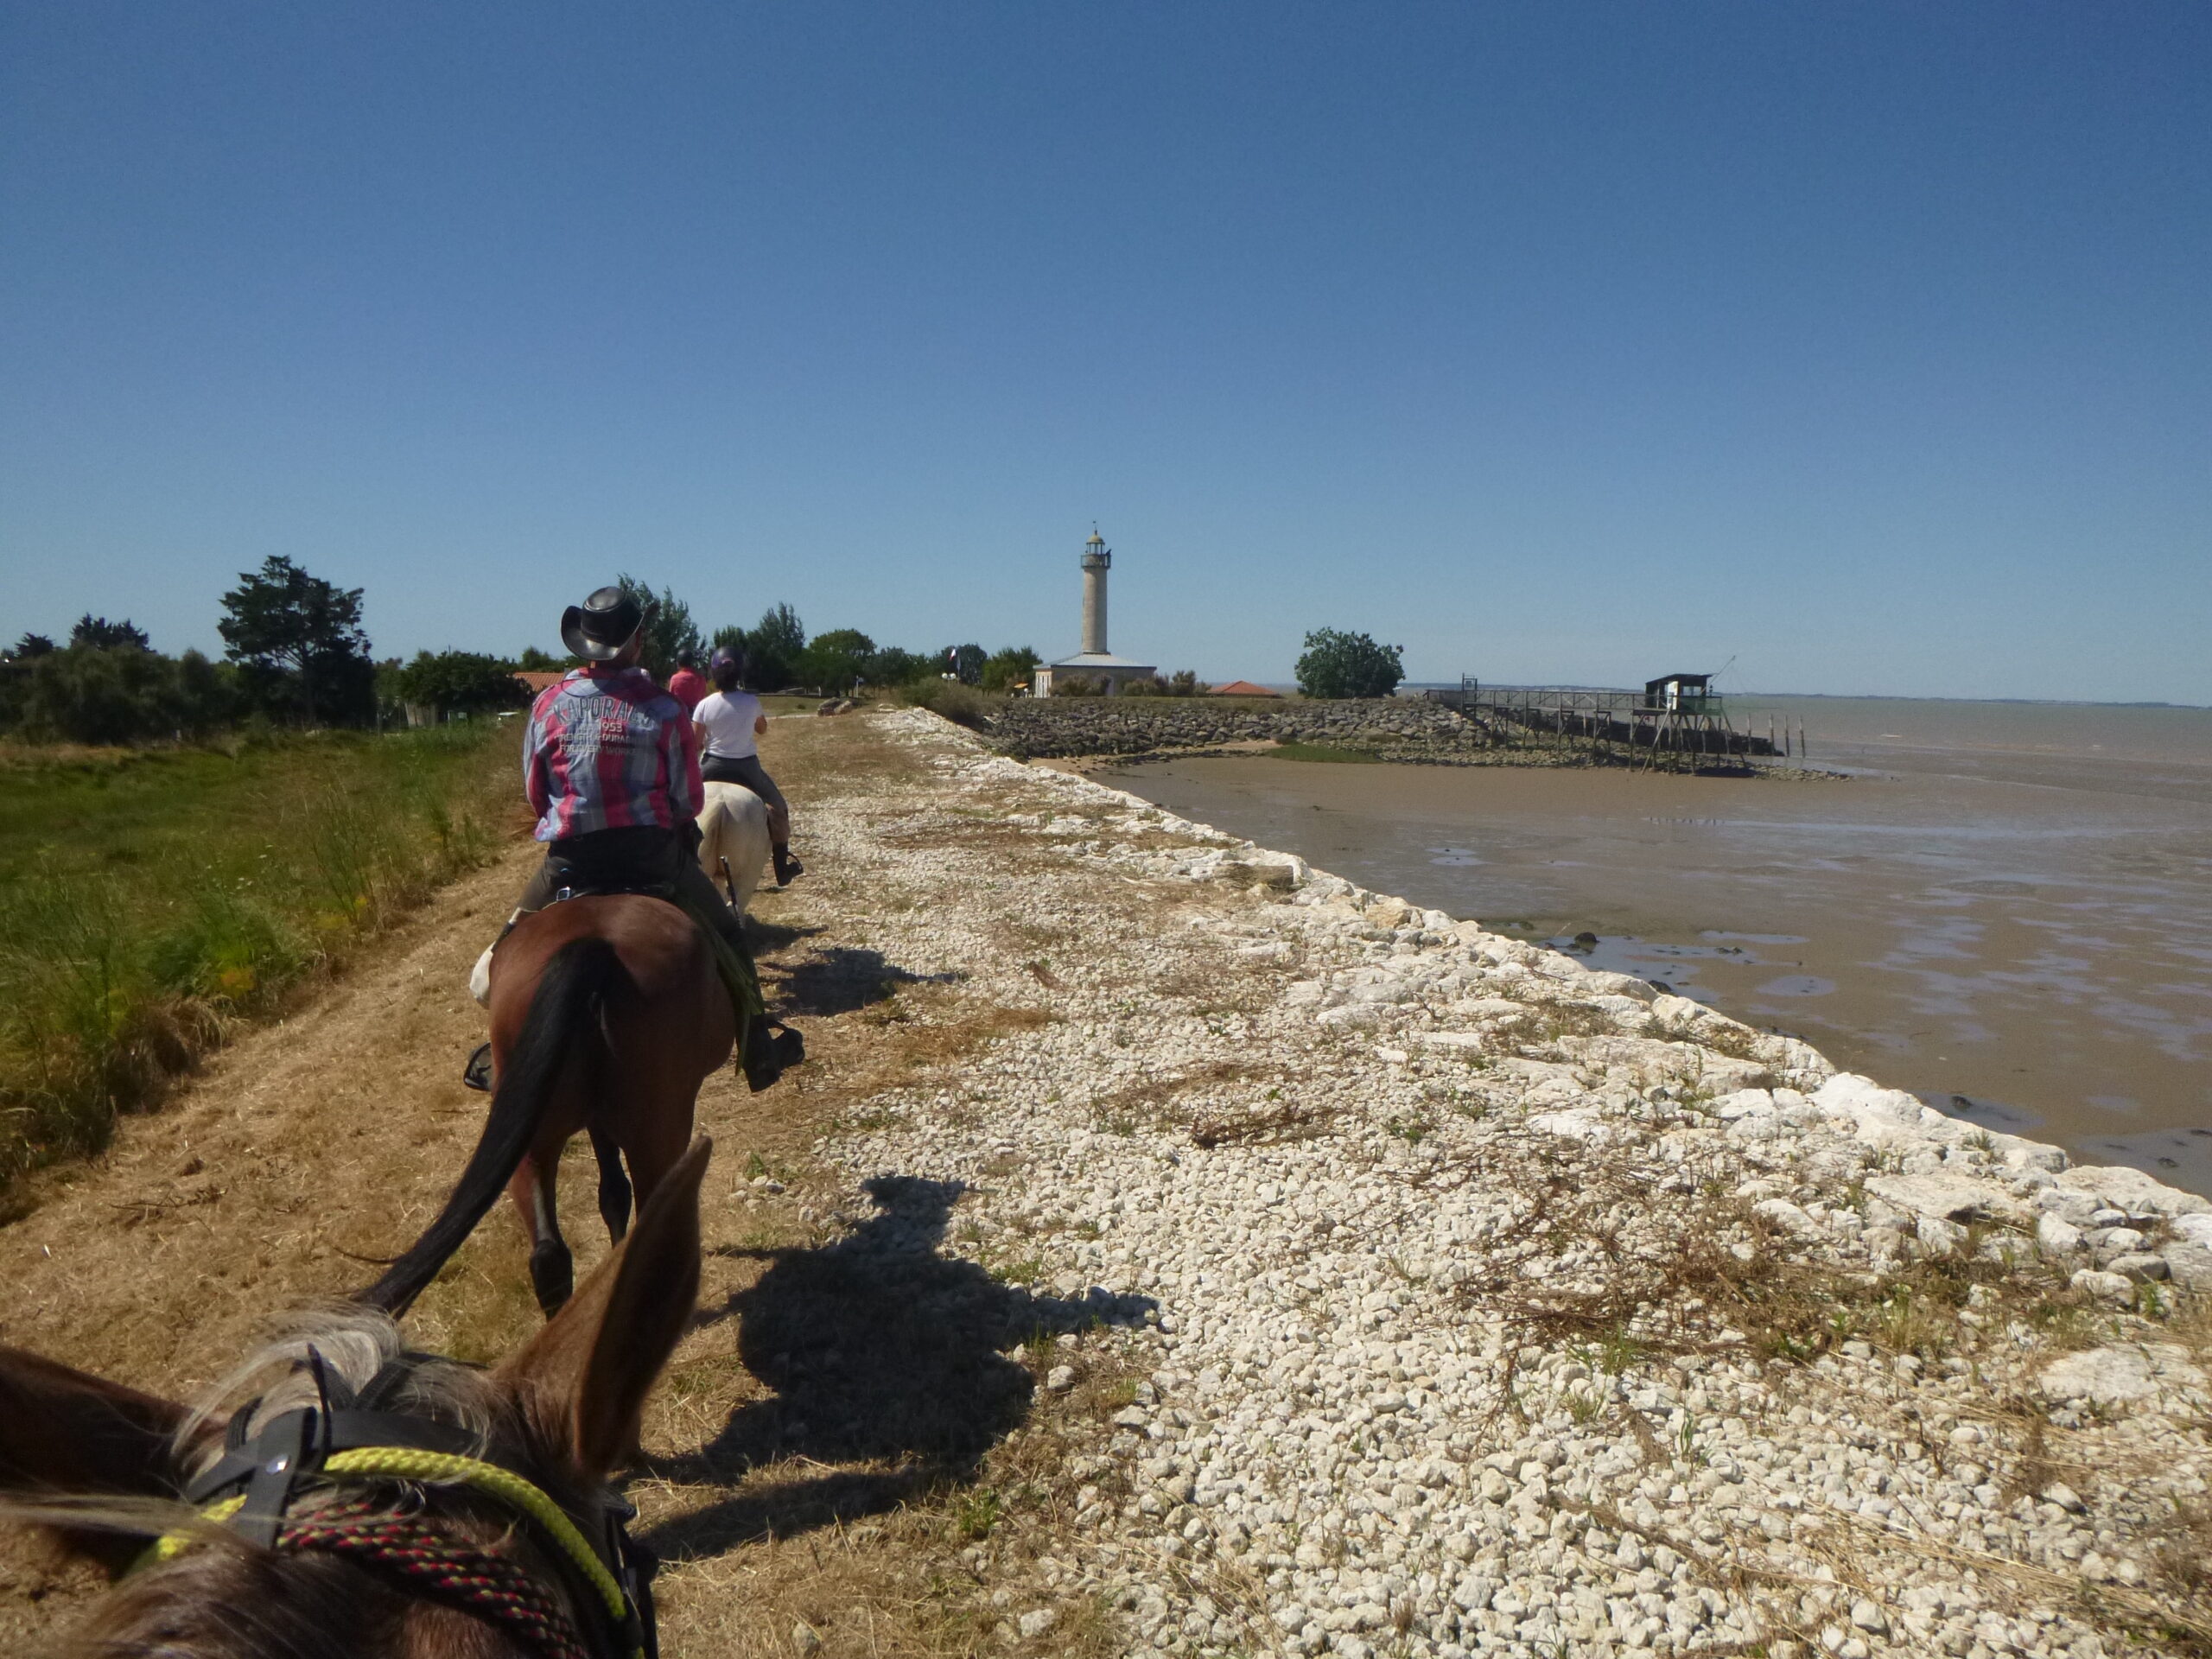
3, 3, 2207, 701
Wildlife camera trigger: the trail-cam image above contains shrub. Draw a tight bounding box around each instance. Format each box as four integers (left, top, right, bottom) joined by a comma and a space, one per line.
0, 645, 244, 745
1294, 628, 1404, 699
1122, 673, 1205, 696
900, 678, 998, 730
385, 651, 531, 719
1053, 675, 1102, 697
980, 646, 1040, 692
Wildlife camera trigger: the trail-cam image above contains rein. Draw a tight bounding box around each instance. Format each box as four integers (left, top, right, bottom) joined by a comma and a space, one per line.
145, 1357, 657, 1659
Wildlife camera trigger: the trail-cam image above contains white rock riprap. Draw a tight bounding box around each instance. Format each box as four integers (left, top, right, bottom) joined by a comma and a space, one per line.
794, 712, 2212, 1657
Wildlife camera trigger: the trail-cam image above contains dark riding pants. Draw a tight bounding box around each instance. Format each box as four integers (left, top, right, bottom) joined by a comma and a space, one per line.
700, 753, 787, 817
517, 824, 752, 966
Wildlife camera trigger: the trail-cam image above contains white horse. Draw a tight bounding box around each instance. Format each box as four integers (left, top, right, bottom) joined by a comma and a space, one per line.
697, 779, 772, 918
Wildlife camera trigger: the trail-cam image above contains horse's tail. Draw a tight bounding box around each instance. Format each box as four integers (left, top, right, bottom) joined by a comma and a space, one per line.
359, 936, 620, 1315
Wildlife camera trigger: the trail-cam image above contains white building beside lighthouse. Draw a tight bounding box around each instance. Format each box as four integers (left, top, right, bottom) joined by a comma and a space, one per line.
1035, 528, 1155, 696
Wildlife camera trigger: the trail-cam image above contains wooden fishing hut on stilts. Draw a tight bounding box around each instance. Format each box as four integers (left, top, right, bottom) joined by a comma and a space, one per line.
1423, 673, 1781, 770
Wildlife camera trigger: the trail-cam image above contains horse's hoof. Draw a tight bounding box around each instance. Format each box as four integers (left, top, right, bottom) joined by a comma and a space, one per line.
741, 1020, 804, 1091
530, 1243, 574, 1314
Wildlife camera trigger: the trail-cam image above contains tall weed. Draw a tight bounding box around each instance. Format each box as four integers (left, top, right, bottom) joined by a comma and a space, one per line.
0, 725, 513, 1199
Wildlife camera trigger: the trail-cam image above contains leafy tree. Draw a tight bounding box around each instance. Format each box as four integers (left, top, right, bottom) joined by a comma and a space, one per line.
174, 649, 240, 735
389, 651, 531, 718
1294, 628, 1404, 699
10, 633, 55, 658
71, 615, 151, 651
979, 645, 1039, 692
735, 602, 806, 690
217, 556, 375, 726
801, 628, 875, 692
938, 643, 986, 684
517, 645, 566, 671
867, 645, 927, 686
613, 575, 702, 680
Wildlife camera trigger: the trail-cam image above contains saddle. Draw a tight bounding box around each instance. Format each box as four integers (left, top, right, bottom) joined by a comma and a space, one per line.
549, 876, 678, 903
467, 876, 800, 1096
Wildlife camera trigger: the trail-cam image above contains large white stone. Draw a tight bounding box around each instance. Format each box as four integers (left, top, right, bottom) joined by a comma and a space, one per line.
2165, 1241, 2212, 1294
2034, 1213, 2085, 1255
1865, 1173, 2028, 1224
2054, 1164, 2211, 1219
2039, 1344, 2208, 1408
1529, 1109, 1615, 1144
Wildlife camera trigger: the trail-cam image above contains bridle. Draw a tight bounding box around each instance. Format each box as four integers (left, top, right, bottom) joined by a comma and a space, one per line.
145, 1353, 658, 1659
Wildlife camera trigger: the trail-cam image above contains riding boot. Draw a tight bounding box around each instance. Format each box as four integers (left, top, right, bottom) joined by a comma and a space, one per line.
772, 844, 804, 887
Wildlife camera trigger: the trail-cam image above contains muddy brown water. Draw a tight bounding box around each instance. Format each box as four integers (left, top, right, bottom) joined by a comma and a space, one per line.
1098, 698, 2212, 1195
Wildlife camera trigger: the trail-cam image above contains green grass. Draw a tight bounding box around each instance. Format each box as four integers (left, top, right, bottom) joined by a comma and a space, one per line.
0, 725, 514, 1201
1270, 741, 1385, 763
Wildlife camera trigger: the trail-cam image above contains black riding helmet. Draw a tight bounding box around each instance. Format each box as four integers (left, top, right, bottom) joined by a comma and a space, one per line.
709, 646, 745, 691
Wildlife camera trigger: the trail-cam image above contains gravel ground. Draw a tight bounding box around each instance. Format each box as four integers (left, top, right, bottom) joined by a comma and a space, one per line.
793, 710, 2212, 1659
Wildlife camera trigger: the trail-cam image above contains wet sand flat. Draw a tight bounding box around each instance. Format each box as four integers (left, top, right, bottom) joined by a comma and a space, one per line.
1099, 740, 2212, 1192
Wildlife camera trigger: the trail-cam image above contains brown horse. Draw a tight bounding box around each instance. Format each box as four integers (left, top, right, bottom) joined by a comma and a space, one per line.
0, 1136, 711, 1659
368, 894, 735, 1317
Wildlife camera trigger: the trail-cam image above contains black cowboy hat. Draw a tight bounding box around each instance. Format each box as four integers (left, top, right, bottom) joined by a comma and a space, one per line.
560, 586, 658, 662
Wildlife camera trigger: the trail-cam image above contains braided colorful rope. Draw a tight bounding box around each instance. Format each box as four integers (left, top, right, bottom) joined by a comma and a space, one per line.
149, 1446, 638, 1659
285, 1496, 593, 1659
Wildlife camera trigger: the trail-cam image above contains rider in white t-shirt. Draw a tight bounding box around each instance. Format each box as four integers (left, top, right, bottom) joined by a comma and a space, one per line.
696, 647, 802, 887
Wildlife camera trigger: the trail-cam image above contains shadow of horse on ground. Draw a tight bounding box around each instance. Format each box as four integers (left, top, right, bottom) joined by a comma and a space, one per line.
639, 1174, 1154, 1560
764, 947, 966, 1017
741, 916, 824, 956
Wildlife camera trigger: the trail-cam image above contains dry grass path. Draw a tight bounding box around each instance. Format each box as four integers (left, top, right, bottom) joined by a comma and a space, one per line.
0, 712, 1138, 1659
6, 709, 2210, 1659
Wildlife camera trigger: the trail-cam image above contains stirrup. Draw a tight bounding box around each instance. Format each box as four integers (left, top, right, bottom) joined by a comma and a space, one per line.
462, 1043, 493, 1093
772, 847, 804, 887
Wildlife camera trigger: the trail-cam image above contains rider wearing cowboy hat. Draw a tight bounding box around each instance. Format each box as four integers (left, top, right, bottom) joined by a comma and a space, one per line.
467, 587, 766, 1065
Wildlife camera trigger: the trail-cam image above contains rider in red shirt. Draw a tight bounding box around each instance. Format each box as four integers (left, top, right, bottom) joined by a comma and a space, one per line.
665, 647, 708, 714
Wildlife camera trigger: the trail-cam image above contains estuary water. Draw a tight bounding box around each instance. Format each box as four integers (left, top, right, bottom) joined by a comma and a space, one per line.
1098, 697, 2212, 1194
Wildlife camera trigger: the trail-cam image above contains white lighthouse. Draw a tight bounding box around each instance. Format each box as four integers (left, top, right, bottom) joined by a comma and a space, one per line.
1039, 527, 1155, 696
1081, 530, 1109, 654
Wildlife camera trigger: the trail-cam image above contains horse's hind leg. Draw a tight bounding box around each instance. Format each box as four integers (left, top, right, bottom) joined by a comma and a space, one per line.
508, 1154, 574, 1315
588, 1122, 632, 1243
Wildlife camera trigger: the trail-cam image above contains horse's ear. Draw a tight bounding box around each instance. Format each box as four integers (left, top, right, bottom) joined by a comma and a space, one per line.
0, 1345, 191, 1569
499, 1137, 710, 1485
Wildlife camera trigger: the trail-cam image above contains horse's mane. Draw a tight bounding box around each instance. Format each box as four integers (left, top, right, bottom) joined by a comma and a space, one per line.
34, 1309, 518, 1659
178, 1304, 499, 1473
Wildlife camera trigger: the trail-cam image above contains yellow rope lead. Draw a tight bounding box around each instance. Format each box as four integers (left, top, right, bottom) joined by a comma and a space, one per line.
149, 1495, 245, 1562
146, 1446, 634, 1653
319, 1448, 629, 1627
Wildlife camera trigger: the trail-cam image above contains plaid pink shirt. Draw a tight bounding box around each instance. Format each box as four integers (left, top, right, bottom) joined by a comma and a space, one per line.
524, 667, 702, 842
